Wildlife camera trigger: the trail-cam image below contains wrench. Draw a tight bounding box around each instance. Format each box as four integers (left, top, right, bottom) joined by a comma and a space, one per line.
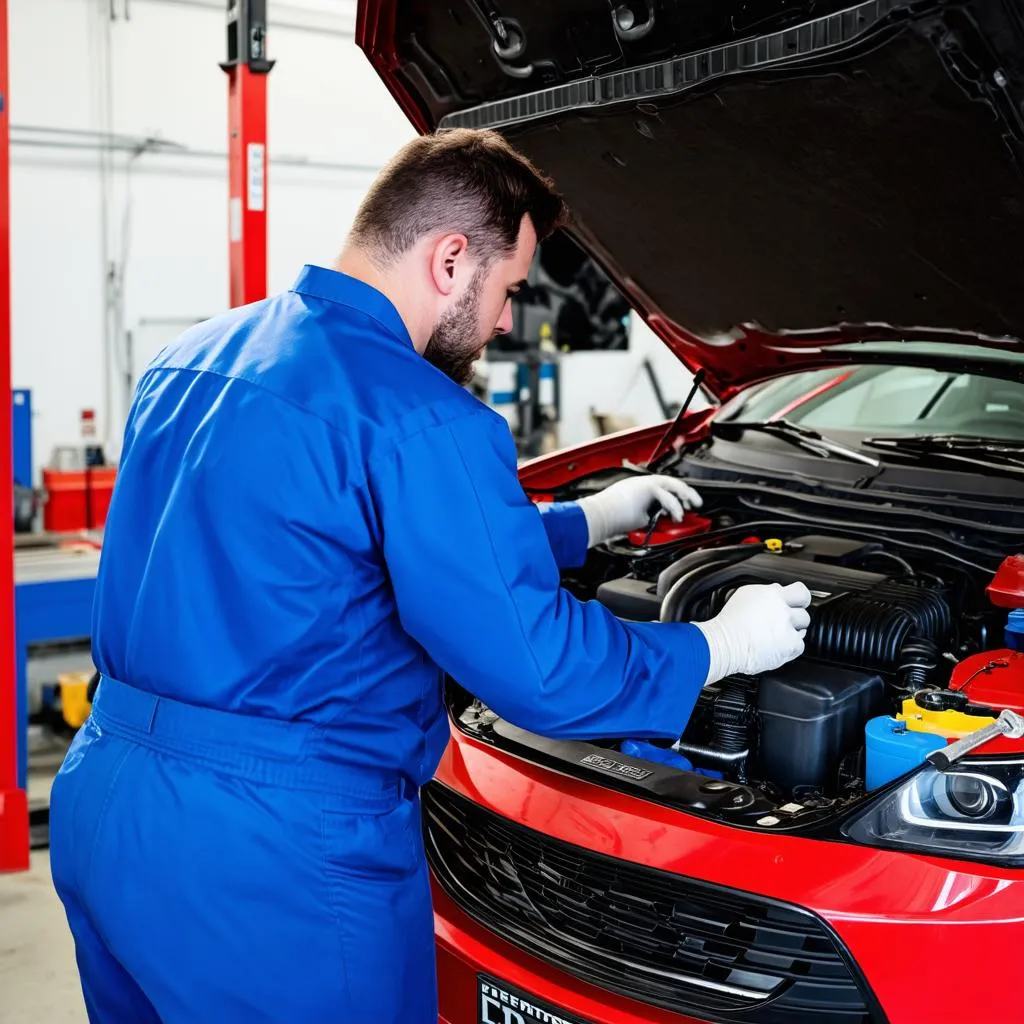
927, 709, 1024, 771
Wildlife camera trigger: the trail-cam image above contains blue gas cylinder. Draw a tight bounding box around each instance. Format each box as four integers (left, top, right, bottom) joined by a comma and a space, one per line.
1006, 609, 1024, 652
865, 716, 946, 791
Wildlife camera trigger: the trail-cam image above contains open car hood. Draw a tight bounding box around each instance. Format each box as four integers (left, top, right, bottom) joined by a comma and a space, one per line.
356, 0, 1024, 398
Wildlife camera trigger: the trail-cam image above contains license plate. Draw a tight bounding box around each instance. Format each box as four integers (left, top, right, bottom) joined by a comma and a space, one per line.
477, 975, 592, 1024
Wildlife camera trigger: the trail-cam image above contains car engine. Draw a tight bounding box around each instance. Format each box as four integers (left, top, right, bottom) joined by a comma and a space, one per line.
448, 465, 1024, 830
597, 534, 953, 798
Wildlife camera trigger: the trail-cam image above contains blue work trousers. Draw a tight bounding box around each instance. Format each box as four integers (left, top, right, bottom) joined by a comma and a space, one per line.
50, 677, 437, 1023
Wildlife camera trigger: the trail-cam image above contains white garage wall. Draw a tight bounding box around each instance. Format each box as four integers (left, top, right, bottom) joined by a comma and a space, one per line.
10, 0, 697, 481
556, 317, 704, 451
10, 0, 413, 478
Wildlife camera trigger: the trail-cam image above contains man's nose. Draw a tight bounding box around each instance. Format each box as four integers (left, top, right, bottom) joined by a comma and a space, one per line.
495, 299, 513, 336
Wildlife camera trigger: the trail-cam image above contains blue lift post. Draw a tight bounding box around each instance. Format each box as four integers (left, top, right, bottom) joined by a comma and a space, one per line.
10, 389, 99, 792
6, 388, 99, 795
12, 388, 29, 487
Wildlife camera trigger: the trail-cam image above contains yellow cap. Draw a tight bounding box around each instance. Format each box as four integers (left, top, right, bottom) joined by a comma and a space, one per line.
765, 538, 784, 553
897, 695, 996, 739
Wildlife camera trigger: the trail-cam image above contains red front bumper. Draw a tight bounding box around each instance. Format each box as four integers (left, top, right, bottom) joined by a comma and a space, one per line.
432, 732, 1024, 1024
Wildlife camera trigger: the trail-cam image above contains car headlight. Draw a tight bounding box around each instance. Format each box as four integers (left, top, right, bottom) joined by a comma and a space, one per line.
842, 758, 1024, 866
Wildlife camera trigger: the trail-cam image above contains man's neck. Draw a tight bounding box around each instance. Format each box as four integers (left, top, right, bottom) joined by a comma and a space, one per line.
333, 247, 430, 353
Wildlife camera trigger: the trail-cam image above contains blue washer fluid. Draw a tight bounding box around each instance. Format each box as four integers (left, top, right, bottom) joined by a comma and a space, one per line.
865, 716, 946, 791
1006, 608, 1024, 652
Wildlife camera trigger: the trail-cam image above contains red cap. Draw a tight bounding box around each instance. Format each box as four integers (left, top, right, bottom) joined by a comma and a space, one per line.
987, 555, 1024, 609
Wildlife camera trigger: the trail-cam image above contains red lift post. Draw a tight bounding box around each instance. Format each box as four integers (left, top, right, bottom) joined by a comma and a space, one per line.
1, 0, 277, 871
0, 0, 29, 872
221, 0, 274, 308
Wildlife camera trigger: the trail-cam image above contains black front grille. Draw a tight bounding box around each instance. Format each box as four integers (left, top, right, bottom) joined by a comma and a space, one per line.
424, 784, 881, 1024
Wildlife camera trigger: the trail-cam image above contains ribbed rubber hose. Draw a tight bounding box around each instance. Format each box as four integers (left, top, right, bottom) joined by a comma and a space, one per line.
659, 545, 765, 624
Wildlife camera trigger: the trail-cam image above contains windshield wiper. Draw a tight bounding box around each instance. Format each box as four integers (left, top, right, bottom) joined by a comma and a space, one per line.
862, 434, 1024, 473
713, 418, 881, 467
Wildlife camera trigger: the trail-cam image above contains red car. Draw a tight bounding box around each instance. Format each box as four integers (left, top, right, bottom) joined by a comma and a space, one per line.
357, 3, 1024, 1022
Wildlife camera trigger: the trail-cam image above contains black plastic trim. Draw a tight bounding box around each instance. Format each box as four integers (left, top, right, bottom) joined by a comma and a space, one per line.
424, 782, 888, 1023
439, 0, 912, 130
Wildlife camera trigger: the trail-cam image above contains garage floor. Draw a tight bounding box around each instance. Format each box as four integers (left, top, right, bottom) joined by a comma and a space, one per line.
0, 850, 86, 1023
1, 729, 86, 1023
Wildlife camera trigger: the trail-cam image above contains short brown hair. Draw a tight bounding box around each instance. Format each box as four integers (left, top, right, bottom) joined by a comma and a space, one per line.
349, 128, 568, 266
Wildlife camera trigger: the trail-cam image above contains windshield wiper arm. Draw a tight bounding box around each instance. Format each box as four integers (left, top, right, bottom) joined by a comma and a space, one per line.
862, 434, 1024, 472
714, 418, 881, 467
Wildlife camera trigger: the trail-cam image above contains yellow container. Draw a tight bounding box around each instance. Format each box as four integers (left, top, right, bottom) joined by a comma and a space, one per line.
897, 694, 996, 739
59, 670, 93, 729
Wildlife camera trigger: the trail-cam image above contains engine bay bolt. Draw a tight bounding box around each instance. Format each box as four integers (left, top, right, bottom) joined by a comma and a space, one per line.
994, 69, 1008, 87
614, 5, 636, 31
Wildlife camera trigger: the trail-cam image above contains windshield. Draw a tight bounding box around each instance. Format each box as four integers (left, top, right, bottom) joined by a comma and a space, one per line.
717, 366, 1024, 441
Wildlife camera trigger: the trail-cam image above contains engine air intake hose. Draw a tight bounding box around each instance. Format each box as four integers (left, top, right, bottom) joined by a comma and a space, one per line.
809, 593, 913, 667
711, 680, 752, 754
658, 544, 766, 624
667, 567, 950, 677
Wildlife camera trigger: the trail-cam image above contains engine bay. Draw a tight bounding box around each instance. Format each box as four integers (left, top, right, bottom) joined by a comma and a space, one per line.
450, 462, 1024, 833
598, 534, 949, 796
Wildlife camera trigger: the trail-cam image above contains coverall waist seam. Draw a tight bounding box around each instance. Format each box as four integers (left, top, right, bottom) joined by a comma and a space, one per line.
92, 713, 404, 801
90, 678, 405, 802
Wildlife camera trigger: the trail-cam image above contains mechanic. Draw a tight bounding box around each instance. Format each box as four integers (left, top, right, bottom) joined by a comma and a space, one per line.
49, 129, 812, 1024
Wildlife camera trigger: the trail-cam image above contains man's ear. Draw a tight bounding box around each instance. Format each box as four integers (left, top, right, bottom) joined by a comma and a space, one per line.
429, 233, 470, 297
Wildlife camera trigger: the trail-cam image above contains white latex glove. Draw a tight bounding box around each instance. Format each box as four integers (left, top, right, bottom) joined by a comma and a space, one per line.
694, 582, 812, 685
576, 475, 703, 547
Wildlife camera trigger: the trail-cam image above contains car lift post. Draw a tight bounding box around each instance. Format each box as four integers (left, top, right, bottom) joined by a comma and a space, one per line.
221, 0, 274, 308
0, 0, 29, 873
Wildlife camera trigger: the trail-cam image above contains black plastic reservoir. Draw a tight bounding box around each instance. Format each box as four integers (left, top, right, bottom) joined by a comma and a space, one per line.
754, 661, 886, 794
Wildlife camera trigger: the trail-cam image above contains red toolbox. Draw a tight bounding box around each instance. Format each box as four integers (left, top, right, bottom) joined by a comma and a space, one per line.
42, 468, 89, 533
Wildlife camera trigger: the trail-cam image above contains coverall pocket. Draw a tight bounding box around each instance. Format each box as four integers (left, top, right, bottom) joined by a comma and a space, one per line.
322, 795, 437, 1023
322, 796, 420, 881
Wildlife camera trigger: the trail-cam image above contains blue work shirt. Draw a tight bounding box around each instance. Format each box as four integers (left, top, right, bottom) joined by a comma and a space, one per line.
93, 266, 710, 787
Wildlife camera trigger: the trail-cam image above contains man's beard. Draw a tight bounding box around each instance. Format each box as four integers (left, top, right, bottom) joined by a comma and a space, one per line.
423, 274, 486, 386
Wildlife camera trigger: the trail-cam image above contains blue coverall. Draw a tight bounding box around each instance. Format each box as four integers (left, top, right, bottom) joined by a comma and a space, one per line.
49, 266, 711, 1024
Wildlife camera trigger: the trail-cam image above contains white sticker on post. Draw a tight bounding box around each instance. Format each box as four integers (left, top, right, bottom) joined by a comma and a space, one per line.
229, 197, 243, 242
247, 143, 266, 212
